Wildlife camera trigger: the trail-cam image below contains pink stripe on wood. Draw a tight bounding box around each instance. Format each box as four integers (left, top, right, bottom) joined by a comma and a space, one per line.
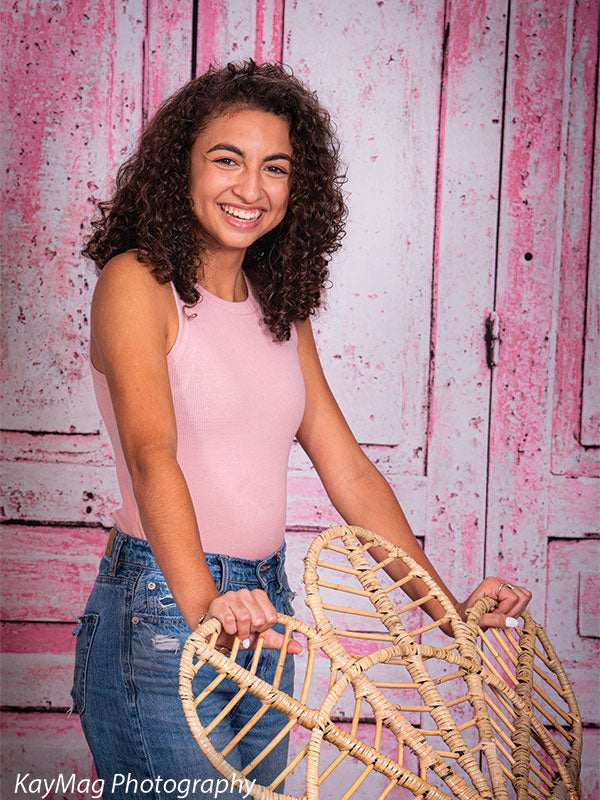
545, 539, 599, 724
551, 0, 600, 475
424, 0, 506, 600
254, 0, 284, 63
486, 0, 570, 605
145, 1, 194, 118
2, 712, 94, 798
1, 525, 105, 621
1, 624, 77, 711
195, 0, 224, 73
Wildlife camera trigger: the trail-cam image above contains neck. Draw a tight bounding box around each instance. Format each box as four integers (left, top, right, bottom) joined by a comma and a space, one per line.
198, 248, 248, 302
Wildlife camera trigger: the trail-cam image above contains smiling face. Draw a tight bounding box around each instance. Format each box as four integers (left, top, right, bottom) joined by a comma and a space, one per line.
189, 107, 293, 258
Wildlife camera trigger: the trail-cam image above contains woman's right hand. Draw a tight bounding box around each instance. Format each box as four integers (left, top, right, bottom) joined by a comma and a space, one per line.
204, 588, 303, 654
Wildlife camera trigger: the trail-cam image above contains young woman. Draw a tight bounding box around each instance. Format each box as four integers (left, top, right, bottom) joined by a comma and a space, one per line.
71, 60, 532, 797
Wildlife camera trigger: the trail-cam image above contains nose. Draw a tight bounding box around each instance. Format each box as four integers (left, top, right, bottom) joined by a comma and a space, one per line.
232, 166, 263, 205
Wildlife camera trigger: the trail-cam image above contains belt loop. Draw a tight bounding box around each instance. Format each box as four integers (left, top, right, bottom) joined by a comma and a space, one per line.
107, 529, 126, 577
255, 560, 266, 589
217, 554, 230, 594
276, 540, 286, 584
105, 526, 117, 557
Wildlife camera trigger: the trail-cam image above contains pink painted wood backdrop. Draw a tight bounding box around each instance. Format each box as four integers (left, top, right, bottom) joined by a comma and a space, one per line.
1, 0, 598, 797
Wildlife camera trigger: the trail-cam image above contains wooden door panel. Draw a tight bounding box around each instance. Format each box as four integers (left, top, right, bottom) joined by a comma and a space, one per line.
284, 0, 444, 471
2, 0, 598, 792
487, 0, 577, 608
423, 0, 507, 592
546, 538, 600, 722
486, 0, 600, 747
551, 0, 600, 475
1, 0, 144, 433
580, 82, 599, 446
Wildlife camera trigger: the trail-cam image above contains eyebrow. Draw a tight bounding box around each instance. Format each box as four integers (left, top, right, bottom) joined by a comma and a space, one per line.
206, 143, 293, 163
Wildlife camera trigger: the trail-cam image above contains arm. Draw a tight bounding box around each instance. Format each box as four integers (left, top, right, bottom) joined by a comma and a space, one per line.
294, 318, 531, 630
91, 254, 218, 631
91, 254, 300, 651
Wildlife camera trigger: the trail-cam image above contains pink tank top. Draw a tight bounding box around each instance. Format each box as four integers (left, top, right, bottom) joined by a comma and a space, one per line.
91, 278, 306, 559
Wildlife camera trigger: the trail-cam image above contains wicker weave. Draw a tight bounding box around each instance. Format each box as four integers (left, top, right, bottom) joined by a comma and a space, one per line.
179, 525, 582, 799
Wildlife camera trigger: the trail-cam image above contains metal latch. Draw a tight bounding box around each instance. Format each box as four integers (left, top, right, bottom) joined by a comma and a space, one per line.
485, 311, 501, 368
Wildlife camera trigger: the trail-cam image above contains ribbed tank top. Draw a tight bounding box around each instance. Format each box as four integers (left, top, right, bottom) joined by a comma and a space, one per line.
91, 277, 306, 559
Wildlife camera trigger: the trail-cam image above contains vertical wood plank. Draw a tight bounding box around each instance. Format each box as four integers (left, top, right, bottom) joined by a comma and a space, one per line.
145, 1, 194, 119
1, 0, 144, 433
545, 539, 600, 718
424, 0, 507, 601
255, 0, 285, 63
581, 728, 600, 800
486, 0, 571, 614
551, 0, 600, 473
195, 0, 284, 73
580, 79, 599, 445
283, 0, 445, 478
1, 1, 145, 783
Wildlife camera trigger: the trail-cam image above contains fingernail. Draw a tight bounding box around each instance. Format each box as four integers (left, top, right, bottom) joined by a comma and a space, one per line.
241, 638, 250, 649
505, 617, 519, 628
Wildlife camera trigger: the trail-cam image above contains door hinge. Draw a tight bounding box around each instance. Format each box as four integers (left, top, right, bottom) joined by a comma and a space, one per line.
485, 311, 500, 368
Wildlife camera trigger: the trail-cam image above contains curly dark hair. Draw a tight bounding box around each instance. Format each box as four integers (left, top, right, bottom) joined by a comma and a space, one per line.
82, 60, 347, 340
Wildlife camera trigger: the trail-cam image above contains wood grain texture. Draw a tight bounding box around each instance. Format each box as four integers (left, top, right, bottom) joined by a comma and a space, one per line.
424, 0, 506, 608
551, 0, 600, 473
486, 0, 578, 608
195, 0, 284, 74
284, 0, 444, 473
1, 624, 76, 710
580, 79, 599, 444
1, 525, 105, 621
485, 0, 600, 755
1, 0, 144, 433
145, 0, 194, 118
1, 0, 598, 794
1, 712, 95, 799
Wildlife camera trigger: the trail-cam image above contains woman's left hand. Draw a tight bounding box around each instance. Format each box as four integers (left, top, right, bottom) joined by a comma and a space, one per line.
454, 577, 533, 631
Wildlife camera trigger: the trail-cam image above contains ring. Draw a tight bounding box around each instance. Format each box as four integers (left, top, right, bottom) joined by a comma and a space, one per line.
497, 581, 515, 598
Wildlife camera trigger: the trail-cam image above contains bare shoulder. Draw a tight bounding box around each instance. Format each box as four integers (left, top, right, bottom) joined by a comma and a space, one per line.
91, 252, 175, 372
92, 251, 167, 308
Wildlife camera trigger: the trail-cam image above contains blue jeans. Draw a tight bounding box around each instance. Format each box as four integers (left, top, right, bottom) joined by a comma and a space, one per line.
70, 529, 296, 799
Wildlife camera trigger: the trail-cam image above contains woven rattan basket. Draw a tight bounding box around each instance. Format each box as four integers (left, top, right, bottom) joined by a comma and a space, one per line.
179, 525, 582, 799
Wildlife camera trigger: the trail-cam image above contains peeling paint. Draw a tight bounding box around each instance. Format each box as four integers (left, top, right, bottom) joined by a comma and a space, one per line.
2, 0, 598, 793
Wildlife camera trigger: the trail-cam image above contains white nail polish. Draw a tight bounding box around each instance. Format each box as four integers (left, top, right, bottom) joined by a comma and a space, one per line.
505, 617, 519, 628
241, 638, 250, 649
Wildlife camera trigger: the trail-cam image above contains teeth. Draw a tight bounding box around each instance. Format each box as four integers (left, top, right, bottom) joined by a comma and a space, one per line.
220, 204, 262, 221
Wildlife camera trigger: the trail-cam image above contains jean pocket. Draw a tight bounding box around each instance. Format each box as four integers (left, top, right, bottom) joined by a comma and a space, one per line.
144, 578, 180, 618
70, 613, 99, 715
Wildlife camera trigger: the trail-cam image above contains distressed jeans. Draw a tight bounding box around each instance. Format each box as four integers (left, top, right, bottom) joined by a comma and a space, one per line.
70, 528, 296, 799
